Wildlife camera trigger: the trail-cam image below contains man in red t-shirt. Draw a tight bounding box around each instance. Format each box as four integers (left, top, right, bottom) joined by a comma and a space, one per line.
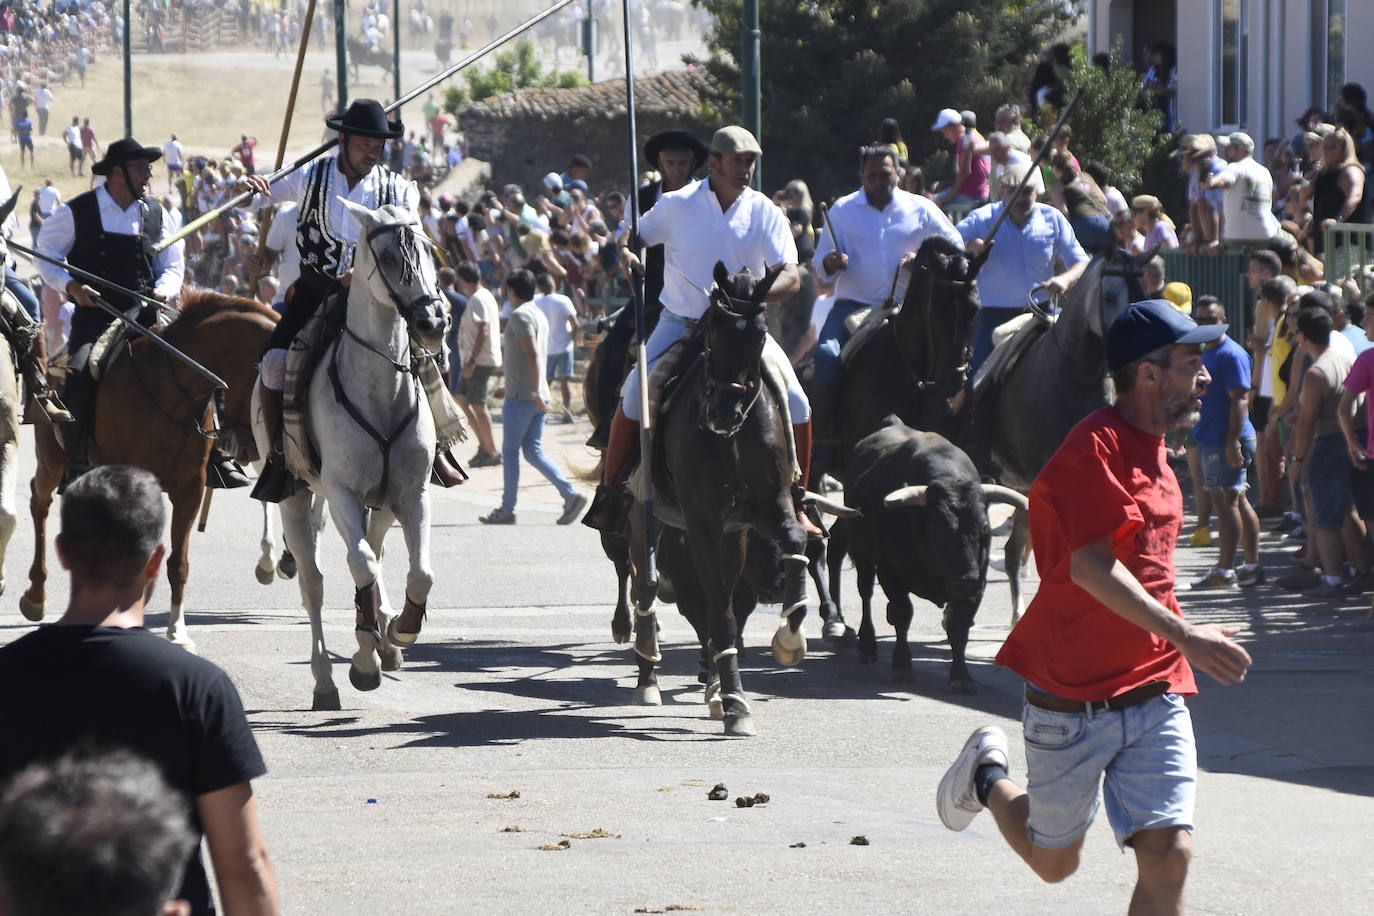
936, 299, 1253, 911
232, 134, 258, 176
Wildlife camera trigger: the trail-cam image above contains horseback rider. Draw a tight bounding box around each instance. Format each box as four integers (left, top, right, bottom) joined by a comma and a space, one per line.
582, 125, 821, 537
810, 143, 962, 463
585, 128, 707, 449
237, 98, 465, 498
35, 137, 248, 491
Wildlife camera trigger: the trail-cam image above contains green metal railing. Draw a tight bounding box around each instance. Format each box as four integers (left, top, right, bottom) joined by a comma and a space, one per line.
1324, 223, 1374, 296
1158, 250, 1255, 342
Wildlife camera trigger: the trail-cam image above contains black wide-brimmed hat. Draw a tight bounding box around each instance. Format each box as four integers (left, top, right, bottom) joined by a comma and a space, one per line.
92, 137, 162, 176
645, 129, 707, 171
326, 99, 403, 139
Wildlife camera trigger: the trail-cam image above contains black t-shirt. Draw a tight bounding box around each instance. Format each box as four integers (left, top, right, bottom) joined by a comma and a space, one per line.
0, 626, 267, 915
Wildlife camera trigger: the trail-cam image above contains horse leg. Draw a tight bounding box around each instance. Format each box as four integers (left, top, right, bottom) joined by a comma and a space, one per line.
281, 491, 338, 710
163, 482, 201, 652
855, 556, 878, 665
945, 596, 979, 694
625, 505, 661, 705
875, 565, 914, 684
689, 526, 753, 735
321, 484, 386, 692
255, 497, 276, 585
0, 436, 20, 598
365, 505, 405, 672
605, 531, 632, 644
1005, 507, 1030, 627
768, 503, 811, 667
808, 535, 848, 642
827, 518, 849, 638
21, 431, 62, 622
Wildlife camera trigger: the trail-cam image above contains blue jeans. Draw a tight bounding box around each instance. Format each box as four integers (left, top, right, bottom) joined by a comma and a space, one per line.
501, 396, 575, 512
972, 306, 1025, 376
1070, 215, 1110, 256
813, 297, 867, 385
5, 269, 40, 322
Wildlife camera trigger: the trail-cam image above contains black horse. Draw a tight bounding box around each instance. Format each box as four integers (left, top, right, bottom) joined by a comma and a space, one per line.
971, 246, 1151, 621
626, 263, 812, 737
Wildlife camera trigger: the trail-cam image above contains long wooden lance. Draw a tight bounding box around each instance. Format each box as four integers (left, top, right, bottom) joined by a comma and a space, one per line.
7, 240, 227, 390
154, 0, 578, 253
248, 0, 318, 295
979, 88, 1083, 248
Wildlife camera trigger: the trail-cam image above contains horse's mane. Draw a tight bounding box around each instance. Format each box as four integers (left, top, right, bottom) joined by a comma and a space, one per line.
916, 235, 972, 280
171, 288, 280, 330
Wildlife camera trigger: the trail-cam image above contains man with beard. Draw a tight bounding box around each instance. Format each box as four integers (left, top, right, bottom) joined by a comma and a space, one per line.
36, 138, 249, 491
238, 99, 465, 496
585, 128, 706, 449
936, 299, 1253, 913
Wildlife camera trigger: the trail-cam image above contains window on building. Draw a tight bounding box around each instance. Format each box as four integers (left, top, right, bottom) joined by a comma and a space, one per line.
1217, 0, 1248, 127
1310, 0, 1346, 110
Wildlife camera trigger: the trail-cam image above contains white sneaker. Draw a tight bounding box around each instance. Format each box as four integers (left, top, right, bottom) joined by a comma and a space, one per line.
937, 725, 1009, 831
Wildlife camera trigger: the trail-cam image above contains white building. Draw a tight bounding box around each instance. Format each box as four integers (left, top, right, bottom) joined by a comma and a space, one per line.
1086, 1, 1370, 144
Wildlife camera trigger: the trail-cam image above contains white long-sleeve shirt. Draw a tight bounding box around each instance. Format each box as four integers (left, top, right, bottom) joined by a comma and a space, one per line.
250, 155, 419, 248
35, 186, 185, 300
812, 187, 962, 306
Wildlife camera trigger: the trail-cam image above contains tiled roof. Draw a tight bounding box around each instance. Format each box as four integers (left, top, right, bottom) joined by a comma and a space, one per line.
460, 67, 715, 120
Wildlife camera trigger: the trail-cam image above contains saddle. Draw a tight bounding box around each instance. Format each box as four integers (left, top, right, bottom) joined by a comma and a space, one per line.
970, 311, 1056, 398
839, 303, 899, 368
281, 289, 349, 480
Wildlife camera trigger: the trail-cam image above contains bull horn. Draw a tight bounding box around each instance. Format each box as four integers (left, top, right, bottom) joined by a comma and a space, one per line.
981, 484, 1028, 511
803, 490, 861, 518
883, 485, 929, 508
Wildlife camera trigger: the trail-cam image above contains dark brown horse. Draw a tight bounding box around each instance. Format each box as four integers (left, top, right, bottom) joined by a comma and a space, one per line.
20, 291, 277, 650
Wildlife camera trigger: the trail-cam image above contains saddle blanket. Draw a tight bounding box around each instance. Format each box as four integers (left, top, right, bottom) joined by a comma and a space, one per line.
282, 309, 467, 482
971, 311, 1056, 398
839, 304, 898, 368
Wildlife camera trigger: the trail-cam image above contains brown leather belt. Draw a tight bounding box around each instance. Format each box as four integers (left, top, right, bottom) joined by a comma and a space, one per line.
1025, 680, 1170, 715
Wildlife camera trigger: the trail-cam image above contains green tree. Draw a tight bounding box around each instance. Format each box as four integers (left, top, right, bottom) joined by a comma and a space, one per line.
1058, 41, 1166, 193
691, 0, 1075, 198
441, 39, 589, 117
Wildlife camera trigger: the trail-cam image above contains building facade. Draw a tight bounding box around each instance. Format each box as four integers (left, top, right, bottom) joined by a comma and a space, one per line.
1087, 0, 1369, 144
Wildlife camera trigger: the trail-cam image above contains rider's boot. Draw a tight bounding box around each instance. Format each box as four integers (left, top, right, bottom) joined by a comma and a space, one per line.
57, 371, 94, 495
251, 386, 297, 503
22, 330, 70, 424
582, 407, 638, 532
792, 419, 825, 539
430, 446, 469, 487
203, 394, 251, 489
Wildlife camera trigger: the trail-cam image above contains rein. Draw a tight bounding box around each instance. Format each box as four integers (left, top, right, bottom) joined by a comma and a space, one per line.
891, 266, 973, 397
327, 332, 420, 506
699, 294, 765, 438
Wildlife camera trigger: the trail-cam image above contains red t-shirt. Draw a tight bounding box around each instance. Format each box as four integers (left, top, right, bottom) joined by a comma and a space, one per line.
995, 406, 1197, 700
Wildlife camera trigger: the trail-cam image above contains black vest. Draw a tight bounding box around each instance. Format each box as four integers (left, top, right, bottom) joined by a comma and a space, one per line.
637, 181, 666, 309
66, 189, 161, 315
296, 156, 405, 282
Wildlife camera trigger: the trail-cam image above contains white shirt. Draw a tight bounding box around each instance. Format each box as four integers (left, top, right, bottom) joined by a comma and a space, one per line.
163, 139, 182, 168
35, 186, 186, 300
813, 187, 961, 306
638, 178, 797, 321
1218, 156, 1281, 242
34, 87, 51, 108
534, 291, 577, 353
62, 124, 79, 147
263, 202, 300, 305
458, 285, 501, 368
36, 185, 61, 216
256, 156, 420, 250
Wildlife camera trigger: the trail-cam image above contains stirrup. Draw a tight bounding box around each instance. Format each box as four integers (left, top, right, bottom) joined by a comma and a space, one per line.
581, 483, 630, 532
250, 460, 300, 503
206, 452, 251, 489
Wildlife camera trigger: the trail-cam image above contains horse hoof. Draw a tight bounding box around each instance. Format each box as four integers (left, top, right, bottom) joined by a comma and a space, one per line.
891, 668, 914, 685
708, 698, 724, 720
771, 626, 807, 667
277, 551, 297, 579
380, 645, 402, 672
386, 617, 419, 648
822, 619, 847, 642
254, 563, 274, 585
633, 685, 662, 706
167, 633, 197, 654
723, 715, 757, 737
948, 678, 978, 695
349, 663, 382, 692
18, 595, 43, 622
312, 687, 342, 711
611, 625, 631, 644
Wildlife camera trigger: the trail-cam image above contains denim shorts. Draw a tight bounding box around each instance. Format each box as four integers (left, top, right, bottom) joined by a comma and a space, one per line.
1024, 690, 1196, 850
1199, 435, 1256, 491
546, 349, 574, 382
1308, 431, 1352, 530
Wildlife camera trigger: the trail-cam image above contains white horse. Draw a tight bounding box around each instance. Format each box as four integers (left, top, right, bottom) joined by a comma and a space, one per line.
253, 201, 447, 711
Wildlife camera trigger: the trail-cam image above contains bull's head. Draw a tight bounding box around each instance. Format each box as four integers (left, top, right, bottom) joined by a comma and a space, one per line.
883, 481, 1027, 601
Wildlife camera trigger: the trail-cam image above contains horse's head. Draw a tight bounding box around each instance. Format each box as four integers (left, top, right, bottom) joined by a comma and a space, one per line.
342, 199, 447, 352
1089, 245, 1151, 339
700, 262, 776, 436
897, 236, 987, 401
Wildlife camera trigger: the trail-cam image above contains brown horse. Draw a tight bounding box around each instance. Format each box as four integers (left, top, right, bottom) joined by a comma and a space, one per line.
20, 290, 278, 650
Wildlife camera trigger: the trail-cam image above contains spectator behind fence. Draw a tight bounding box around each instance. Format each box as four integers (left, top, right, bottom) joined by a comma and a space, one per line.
1310, 128, 1369, 255
1178, 134, 1224, 254
0, 466, 279, 915
0, 751, 197, 916
1207, 132, 1293, 257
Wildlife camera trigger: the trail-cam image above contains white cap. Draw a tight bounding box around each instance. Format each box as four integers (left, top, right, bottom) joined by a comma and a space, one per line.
542, 171, 562, 191
931, 108, 961, 131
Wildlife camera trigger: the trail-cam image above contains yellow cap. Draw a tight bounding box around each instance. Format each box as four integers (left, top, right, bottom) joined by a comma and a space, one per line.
1162, 281, 1193, 314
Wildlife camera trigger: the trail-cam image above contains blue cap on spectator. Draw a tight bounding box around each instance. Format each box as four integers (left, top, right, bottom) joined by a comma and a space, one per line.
1106, 299, 1227, 371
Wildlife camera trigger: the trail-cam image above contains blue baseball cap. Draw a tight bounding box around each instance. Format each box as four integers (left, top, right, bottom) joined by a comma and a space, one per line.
1105, 299, 1227, 371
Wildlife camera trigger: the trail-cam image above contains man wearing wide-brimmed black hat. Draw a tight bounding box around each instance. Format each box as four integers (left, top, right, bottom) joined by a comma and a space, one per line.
585, 128, 706, 450
238, 98, 464, 495
34, 136, 222, 491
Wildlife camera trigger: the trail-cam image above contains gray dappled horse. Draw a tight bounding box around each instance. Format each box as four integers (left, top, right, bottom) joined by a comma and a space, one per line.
252, 201, 447, 711
972, 246, 1150, 622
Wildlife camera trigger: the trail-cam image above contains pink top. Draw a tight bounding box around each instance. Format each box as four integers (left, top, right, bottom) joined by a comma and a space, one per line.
958, 131, 990, 201
1342, 348, 1374, 452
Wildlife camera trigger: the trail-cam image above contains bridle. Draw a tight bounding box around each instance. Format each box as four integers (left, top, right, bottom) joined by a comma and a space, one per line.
699, 293, 765, 438
360, 219, 445, 361
892, 263, 976, 398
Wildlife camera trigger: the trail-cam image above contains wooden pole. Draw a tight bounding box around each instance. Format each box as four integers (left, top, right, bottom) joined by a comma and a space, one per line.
249, 0, 319, 298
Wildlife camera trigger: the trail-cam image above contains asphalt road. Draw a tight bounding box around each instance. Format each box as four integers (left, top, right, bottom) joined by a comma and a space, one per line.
1, 417, 1370, 915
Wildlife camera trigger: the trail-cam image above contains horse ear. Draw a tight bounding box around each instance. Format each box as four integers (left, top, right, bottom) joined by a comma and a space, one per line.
1135, 244, 1161, 266
339, 197, 378, 231
967, 242, 992, 281
752, 263, 785, 305
713, 261, 730, 290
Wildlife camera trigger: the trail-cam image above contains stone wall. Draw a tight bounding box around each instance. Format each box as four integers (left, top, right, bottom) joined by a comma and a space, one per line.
459, 69, 719, 197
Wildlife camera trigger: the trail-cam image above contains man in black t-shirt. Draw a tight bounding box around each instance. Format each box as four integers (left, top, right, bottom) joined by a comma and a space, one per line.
0, 466, 279, 916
